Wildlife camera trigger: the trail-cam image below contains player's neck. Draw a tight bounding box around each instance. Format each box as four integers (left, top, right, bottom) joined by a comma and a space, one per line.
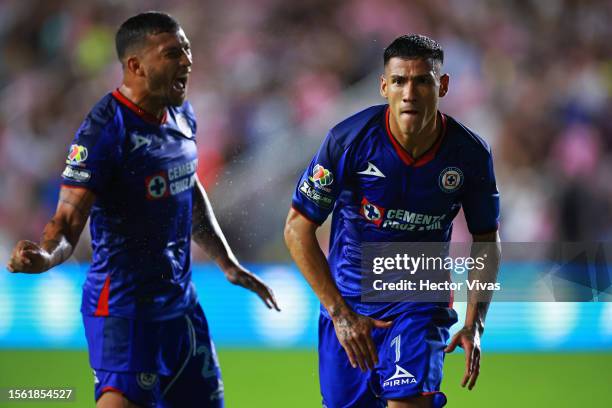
389, 112, 441, 160
118, 84, 167, 120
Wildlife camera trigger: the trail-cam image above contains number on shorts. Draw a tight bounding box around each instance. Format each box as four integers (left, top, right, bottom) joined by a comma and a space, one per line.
390, 334, 401, 363
197, 345, 217, 379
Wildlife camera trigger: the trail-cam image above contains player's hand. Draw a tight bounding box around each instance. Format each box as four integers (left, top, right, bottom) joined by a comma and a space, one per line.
331, 310, 392, 371
6, 240, 51, 274
445, 325, 481, 390
224, 265, 281, 311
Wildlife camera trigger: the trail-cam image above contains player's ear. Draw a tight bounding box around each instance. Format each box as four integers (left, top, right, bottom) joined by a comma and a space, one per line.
439, 73, 449, 98
126, 56, 145, 77
380, 74, 388, 99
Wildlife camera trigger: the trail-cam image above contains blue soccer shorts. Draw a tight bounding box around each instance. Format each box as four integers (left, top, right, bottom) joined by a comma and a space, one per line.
83, 303, 223, 407
318, 306, 458, 408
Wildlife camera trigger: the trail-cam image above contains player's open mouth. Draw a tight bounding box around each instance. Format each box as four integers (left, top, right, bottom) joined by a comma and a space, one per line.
401, 110, 419, 115
172, 76, 188, 92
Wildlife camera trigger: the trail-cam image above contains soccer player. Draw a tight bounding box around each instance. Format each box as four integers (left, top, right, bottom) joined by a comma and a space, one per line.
284, 35, 500, 408
6, 12, 279, 408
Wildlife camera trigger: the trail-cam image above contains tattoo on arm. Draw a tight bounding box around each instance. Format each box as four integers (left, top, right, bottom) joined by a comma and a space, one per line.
335, 318, 353, 341
330, 301, 349, 319
331, 303, 354, 339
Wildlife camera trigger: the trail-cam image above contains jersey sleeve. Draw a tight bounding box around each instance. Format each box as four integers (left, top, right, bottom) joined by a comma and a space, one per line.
291, 130, 350, 225
462, 147, 500, 235
61, 108, 122, 194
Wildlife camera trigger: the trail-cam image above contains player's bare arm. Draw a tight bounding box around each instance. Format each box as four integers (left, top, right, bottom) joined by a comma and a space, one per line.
7, 186, 96, 274
192, 175, 279, 311
445, 230, 501, 391
284, 208, 392, 371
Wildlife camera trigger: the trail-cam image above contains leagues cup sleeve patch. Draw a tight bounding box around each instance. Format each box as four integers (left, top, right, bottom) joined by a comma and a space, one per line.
66, 144, 89, 165
309, 164, 334, 189
292, 128, 347, 223
62, 165, 92, 182
299, 180, 334, 209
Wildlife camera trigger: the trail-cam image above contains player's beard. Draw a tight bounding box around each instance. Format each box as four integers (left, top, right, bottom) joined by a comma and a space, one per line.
146, 69, 185, 108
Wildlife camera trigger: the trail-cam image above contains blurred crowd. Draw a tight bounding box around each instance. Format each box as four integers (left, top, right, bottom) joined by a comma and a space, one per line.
0, 0, 611, 263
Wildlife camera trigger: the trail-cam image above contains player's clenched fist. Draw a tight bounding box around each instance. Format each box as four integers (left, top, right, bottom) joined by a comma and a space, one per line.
6, 240, 50, 274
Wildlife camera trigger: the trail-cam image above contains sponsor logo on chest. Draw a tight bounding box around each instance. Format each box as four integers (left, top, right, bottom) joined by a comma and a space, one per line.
145, 159, 198, 200
361, 197, 446, 231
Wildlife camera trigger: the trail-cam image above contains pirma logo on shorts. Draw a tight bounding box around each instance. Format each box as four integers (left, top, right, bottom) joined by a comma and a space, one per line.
383, 364, 417, 388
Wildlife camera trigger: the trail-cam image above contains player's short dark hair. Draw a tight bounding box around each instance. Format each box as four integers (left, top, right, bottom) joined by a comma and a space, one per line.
383, 34, 444, 67
115, 11, 180, 61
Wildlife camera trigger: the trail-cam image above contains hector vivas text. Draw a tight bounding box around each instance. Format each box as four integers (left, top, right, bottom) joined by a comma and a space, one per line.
370, 253, 501, 292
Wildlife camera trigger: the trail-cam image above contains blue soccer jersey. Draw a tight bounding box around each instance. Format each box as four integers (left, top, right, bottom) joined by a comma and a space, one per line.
61, 90, 199, 321
292, 105, 500, 316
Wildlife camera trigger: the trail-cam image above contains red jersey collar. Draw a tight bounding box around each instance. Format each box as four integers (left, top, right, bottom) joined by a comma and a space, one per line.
384, 107, 447, 167
112, 89, 168, 125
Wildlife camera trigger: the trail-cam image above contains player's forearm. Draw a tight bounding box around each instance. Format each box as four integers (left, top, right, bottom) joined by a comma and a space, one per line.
192, 220, 239, 270
465, 233, 501, 334
31, 186, 93, 271
463, 302, 489, 336
284, 216, 349, 316
39, 217, 75, 269
191, 186, 240, 271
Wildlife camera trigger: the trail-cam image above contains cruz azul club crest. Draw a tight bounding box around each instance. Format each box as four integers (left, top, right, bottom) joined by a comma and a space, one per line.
439, 167, 463, 193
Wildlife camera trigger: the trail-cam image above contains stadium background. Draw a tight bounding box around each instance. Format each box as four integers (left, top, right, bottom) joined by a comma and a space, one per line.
0, 0, 611, 406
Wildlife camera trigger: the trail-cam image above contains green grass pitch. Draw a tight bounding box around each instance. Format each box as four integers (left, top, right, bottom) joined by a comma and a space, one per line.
0, 350, 610, 407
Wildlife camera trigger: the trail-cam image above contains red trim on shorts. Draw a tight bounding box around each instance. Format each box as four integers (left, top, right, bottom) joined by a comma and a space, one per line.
101, 386, 125, 396
385, 107, 446, 167
421, 391, 442, 396
94, 275, 111, 317
112, 89, 167, 125
60, 183, 90, 190
291, 204, 322, 226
